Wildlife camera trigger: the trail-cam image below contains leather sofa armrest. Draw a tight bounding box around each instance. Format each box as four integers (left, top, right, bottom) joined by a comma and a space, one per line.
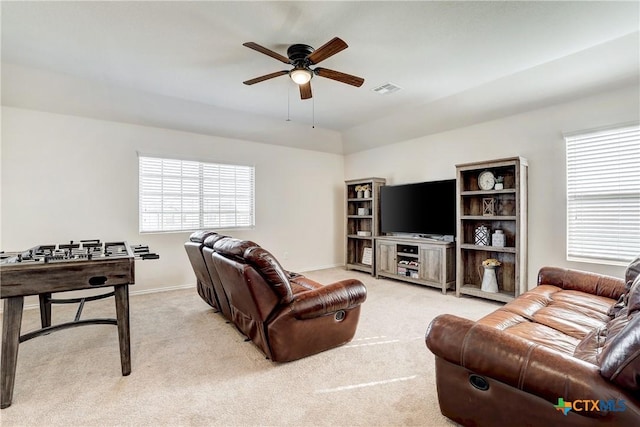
290, 279, 367, 319
538, 266, 626, 300
426, 314, 633, 417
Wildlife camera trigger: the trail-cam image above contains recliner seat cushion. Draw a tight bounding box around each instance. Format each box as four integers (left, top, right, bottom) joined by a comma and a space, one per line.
479, 285, 616, 357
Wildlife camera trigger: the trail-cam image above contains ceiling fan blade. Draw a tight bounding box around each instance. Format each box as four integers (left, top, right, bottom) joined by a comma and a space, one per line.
314, 68, 364, 87
299, 82, 312, 100
243, 42, 290, 64
243, 70, 289, 85
307, 37, 348, 65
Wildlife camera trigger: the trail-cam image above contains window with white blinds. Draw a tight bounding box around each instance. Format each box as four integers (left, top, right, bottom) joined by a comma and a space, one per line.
139, 156, 255, 233
565, 124, 640, 265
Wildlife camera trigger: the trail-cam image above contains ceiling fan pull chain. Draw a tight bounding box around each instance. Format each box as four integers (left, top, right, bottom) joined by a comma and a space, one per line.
312, 96, 315, 129
286, 85, 291, 122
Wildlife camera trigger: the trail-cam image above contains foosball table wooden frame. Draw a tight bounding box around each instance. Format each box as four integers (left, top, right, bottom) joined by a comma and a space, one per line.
0, 242, 137, 409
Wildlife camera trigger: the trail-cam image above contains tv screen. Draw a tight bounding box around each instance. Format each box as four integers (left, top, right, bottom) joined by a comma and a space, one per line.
380, 179, 456, 237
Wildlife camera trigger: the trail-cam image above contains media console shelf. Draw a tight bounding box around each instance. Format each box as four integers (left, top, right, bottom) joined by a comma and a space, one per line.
455, 157, 528, 303
375, 236, 455, 293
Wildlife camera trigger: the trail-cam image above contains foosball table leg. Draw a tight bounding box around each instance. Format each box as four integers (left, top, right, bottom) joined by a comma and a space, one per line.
1, 297, 24, 409
114, 284, 131, 376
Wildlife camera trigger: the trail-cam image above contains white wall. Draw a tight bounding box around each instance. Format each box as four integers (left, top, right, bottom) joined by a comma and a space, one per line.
1, 107, 345, 294
345, 85, 640, 288
3, 84, 637, 297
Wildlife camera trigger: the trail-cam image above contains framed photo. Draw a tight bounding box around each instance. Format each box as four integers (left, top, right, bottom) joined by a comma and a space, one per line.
362, 247, 373, 265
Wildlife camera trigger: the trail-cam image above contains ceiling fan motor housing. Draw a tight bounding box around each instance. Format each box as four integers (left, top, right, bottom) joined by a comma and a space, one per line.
287, 44, 314, 67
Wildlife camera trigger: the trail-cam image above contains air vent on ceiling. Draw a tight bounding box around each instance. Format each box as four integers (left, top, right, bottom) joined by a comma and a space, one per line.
372, 82, 402, 95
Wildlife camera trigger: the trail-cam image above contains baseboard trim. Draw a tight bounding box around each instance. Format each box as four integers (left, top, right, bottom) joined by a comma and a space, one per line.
298, 263, 343, 273
129, 283, 195, 296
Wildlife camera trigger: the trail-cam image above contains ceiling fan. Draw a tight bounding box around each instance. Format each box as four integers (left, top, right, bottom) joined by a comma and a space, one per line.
242, 37, 364, 100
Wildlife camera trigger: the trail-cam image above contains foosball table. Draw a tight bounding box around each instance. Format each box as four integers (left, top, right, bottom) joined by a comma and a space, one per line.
0, 239, 158, 408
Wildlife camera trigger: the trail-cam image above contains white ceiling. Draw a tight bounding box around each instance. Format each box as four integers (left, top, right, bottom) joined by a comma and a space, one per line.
2, 1, 639, 154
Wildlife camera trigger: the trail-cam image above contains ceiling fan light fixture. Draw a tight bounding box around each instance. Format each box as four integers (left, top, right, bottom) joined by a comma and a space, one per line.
290, 67, 313, 85
243, 38, 364, 99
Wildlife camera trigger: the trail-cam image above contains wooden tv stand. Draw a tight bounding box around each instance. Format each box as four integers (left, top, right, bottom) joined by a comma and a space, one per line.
375, 236, 455, 293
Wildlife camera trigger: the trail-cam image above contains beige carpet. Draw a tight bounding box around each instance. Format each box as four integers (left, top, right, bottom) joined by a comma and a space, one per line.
1, 268, 501, 426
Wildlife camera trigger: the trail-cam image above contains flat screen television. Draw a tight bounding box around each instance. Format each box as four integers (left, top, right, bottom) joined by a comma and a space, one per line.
380, 179, 456, 238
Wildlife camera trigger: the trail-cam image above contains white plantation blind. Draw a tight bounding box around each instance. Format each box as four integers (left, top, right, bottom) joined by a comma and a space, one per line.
565, 125, 640, 264
139, 156, 254, 233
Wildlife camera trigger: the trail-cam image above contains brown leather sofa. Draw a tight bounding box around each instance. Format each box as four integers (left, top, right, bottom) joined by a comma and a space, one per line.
184, 230, 221, 310
185, 232, 367, 362
426, 258, 640, 426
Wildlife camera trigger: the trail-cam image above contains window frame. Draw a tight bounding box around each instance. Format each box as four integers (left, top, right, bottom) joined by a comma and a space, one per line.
138, 154, 255, 234
564, 123, 640, 266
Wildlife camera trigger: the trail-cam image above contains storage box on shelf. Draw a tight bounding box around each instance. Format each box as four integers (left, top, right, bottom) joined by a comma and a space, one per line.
345, 178, 386, 274
455, 157, 528, 303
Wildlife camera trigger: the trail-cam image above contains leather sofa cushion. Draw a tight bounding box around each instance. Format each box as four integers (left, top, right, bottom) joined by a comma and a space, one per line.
290, 276, 324, 294
573, 275, 640, 391
628, 273, 640, 315
213, 237, 259, 259
537, 267, 626, 300
573, 312, 632, 364
608, 256, 640, 318
599, 315, 640, 391
625, 255, 640, 287
203, 233, 227, 248
574, 276, 640, 368
243, 246, 293, 303
189, 230, 217, 243
479, 285, 615, 357
573, 326, 607, 364
599, 275, 640, 391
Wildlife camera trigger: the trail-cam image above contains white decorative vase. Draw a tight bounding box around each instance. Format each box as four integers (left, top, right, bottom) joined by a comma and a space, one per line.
474, 226, 490, 246
357, 191, 364, 198
492, 230, 505, 247
364, 189, 371, 198
481, 266, 499, 293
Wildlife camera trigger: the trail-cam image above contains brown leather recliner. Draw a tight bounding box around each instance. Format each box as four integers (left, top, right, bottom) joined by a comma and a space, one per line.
185, 233, 367, 362
201, 233, 232, 319
184, 230, 220, 310
426, 257, 640, 426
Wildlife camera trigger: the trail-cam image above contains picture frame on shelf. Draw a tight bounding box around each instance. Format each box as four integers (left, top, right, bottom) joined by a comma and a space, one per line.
362, 247, 373, 265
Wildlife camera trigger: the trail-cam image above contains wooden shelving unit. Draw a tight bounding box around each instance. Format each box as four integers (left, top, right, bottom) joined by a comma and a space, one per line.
455, 157, 528, 303
345, 178, 386, 274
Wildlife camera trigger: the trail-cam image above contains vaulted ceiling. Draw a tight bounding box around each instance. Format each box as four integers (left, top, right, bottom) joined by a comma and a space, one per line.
2, 1, 639, 154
